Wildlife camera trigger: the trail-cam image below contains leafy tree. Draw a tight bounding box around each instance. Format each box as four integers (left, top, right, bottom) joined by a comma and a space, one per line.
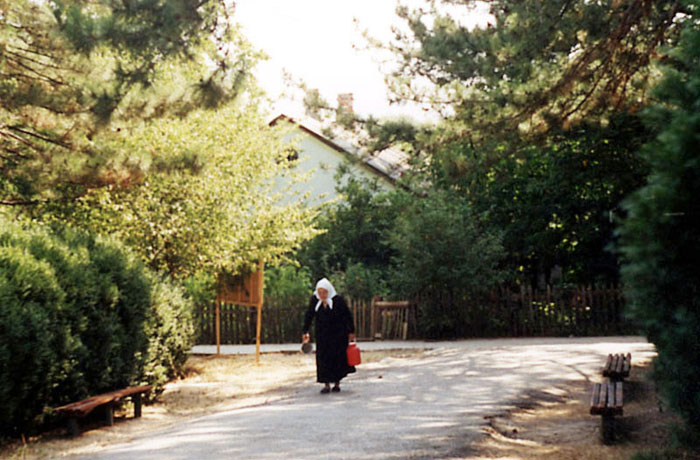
355, 1, 672, 285
297, 169, 398, 284
389, 189, 505, 337
428, 114, 650, 284
32, 104, 319, 278
618, 0, 700, 442
1, 0, 256, 205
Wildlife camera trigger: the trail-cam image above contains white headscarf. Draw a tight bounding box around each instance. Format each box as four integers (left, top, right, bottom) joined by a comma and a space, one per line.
314, 278, 337, 311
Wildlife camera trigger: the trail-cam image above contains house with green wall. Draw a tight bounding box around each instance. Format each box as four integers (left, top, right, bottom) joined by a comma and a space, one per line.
269, 112, 408, 205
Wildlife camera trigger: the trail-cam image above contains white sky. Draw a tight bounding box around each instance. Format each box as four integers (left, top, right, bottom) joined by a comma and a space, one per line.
233, 1, 489, 123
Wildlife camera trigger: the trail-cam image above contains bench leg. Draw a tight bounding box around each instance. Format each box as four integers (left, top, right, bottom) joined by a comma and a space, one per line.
104, 402, 114, 426
67, 418, 80, 437
602, 414, 615, 445
133, 393, 142, 418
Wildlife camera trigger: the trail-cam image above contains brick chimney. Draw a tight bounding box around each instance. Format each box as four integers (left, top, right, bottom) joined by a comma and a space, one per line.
336, 93, 354, 123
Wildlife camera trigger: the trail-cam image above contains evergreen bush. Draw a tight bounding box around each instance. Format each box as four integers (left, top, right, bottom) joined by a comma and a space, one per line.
142, 275, 195, 389
0, 219, 194, 436
618, 0, 700, 443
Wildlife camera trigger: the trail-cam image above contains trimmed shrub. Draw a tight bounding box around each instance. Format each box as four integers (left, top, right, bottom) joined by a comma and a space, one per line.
0, 218, 194, 436
141, 274, 195, 388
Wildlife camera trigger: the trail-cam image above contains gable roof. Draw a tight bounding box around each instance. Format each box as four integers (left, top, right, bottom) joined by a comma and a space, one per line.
268, 113, 410, 183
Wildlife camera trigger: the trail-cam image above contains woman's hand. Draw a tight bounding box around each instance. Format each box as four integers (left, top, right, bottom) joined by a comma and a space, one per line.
348, 333, 356, 341
302, 333, 310, 344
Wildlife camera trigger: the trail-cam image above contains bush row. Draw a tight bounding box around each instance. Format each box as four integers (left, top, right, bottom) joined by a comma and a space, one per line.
0, 218, 194, 436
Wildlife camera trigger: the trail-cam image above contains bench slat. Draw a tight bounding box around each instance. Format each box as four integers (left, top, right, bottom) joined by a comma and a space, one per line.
597, 382, 608, 412
591, 382, 624, 416
614, 382, 624, 413
112, 385, 152, 399
615, 355, 624, 374
603, 353, 632, 380
56, 393, 122, 415
603, 354, 613, 373
622, 353, 631, 376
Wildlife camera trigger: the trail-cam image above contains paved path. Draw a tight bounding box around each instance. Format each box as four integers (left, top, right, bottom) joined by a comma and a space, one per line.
191, 340, 450, 355
81, 337, 655, 459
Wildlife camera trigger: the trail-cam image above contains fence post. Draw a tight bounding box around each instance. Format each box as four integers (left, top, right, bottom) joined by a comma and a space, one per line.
215, 301, 221, 355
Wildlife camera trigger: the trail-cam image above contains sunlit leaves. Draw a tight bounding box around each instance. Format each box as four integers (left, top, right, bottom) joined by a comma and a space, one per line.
35, 104, 320, 278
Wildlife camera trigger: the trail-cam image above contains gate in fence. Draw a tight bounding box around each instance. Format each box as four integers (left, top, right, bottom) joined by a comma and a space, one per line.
349, 298, 417, 341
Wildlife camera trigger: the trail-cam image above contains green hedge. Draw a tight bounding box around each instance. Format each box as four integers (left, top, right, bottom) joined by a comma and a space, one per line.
0, 219, 194, 436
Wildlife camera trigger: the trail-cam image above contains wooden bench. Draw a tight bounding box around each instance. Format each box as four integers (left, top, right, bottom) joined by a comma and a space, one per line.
590, 381, 623, 444
589, 353, 631, 444
602, 353, 631, 382
55, 385, 152, 436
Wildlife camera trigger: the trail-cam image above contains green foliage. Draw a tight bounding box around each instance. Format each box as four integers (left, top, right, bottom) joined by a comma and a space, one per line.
183, 272, 217, 309
297, 172, 397, 284
264, 265, 312, 308
619, 0, 700, 441
389, 189, 505, 338
30, 105, 319, 278
428, 115, 650, 284
0, 217, 195, 436
632, 448, 699, 460
297, 169, 504, 337
335, 262, 388, 301
355, 1, 664, 287
380, 0, 684, 138
142, 275, 195, 387
1, 0, 256, 205
390, 189, 504, 293
0, 245, 68, 436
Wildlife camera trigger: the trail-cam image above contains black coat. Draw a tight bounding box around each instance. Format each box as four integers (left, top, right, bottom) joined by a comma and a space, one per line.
303, 294, 356, 383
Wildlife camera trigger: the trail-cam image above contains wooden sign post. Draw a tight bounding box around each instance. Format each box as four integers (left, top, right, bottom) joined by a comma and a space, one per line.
216, 261, 265, 363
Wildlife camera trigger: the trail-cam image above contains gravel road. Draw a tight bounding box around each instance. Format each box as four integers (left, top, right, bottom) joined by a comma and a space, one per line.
79, 337, 654, 459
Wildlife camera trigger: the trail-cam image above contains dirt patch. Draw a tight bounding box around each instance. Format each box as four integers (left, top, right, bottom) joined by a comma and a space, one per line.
1, 349, 425, 459
471, 361, 697, 459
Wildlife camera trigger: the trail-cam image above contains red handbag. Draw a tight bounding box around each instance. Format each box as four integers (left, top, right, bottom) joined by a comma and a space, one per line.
347, 341, 361, 366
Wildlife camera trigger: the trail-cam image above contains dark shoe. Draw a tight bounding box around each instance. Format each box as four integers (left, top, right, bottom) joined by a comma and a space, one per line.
332, 386, 340, 393
320, 387, 331, 394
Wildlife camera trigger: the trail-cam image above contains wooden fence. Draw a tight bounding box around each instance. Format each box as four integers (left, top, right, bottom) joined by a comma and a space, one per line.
414, 284, 630, 338
196, 297, 417, 345
195, 284, 630, 344
492, 284, 629, 336
196, 302, 305, 345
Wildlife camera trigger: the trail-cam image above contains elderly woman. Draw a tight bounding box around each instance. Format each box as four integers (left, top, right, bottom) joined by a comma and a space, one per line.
302, 278, 356, 393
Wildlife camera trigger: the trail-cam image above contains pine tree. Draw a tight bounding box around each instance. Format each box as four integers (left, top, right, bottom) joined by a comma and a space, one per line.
378, 0, 686, 139
619, 0, 700, 442
1, 0, 256, 205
